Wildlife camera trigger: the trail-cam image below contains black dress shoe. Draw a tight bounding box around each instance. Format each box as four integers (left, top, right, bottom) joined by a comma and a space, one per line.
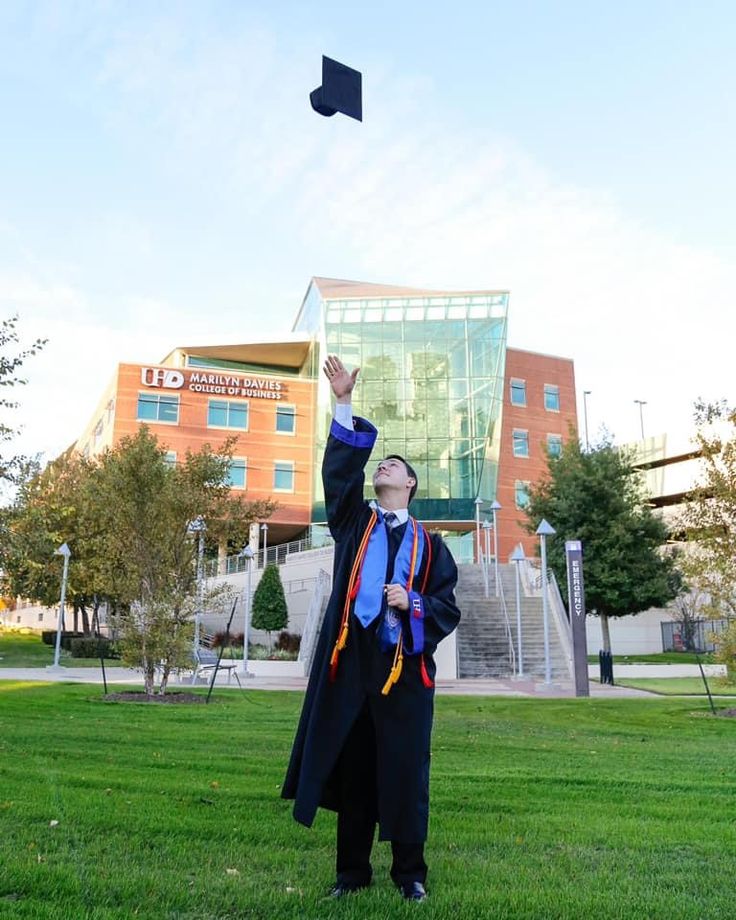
328, 881, 370, 898
400, 881, 427, 901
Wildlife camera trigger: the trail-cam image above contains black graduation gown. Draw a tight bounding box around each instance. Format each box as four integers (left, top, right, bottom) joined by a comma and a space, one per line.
281, 416, 461, 843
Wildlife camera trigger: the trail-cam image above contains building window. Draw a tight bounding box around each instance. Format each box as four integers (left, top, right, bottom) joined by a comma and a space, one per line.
274, 461, 295, 492
164, 451, 177, 468
512, 429, 529, 458
276, 404, 296, 434
510, 379, 527, 407
38, 611, 44, 622
137, 393, 180, 424
515, 480, 531, 509
544, 384, 560, 412
547, 434, 563, 458
227, 459, 247, 489
208, 399, 248, 430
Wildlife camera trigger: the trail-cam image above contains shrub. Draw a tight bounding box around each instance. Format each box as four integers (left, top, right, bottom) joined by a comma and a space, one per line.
251, 565, 288, 644
268, 648, 298, 661
247, 642, 297, 661
712, 621, 736, 684
276, 631, 301, 654
212, 630, 244, 649
69, 637, 120, 659
42, 631, 85, 648
61, 632, 85, 651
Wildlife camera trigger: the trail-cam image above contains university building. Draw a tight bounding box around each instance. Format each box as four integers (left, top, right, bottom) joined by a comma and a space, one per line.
74, 277, 577, 563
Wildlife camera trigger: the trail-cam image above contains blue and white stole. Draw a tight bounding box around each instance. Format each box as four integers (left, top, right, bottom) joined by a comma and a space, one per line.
353, 508, 425, 652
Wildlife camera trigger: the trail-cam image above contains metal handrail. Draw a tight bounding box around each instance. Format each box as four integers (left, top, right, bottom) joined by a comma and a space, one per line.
478, 554, 515, 675
546, 570, 574, 677
497, 568, 517, 675
207, 534, 335, 577
298, 568, 331, 675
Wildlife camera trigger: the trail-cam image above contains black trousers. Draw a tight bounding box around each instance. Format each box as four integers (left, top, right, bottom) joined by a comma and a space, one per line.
335, 702, 427, 888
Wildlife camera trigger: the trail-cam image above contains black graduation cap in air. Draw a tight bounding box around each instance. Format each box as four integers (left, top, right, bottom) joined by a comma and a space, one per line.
310, 55, 362, 121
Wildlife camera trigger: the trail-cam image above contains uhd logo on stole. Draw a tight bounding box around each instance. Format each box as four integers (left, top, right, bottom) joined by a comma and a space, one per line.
141, 368, 185, 389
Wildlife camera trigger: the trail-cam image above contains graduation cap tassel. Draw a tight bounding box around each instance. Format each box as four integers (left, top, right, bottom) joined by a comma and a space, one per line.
336, 623, 348, 652
381, 635, 404, 696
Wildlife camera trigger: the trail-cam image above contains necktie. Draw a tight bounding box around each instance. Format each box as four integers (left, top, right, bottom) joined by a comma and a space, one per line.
384, 512, 398, 529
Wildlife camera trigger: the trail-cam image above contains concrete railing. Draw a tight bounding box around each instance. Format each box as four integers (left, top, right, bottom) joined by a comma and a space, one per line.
298, 569, 331, 676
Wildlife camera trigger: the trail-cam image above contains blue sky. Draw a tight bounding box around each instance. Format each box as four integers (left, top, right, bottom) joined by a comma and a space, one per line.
2, 0, 733, 464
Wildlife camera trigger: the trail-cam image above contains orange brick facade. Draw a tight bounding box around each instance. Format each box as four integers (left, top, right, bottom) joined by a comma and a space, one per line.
78, 363, 317, 544
74, 340, 577, 560
495, 348, 577, 560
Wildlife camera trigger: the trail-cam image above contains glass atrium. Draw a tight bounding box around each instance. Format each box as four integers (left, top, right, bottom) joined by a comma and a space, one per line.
297, 282, 509, 529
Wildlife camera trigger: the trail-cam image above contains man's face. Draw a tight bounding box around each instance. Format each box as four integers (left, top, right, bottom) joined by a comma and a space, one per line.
372, 457, 415, 498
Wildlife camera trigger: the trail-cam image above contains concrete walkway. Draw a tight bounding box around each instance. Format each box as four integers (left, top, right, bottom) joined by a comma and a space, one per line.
0, 666, 654, 698
587, 663, 726, 679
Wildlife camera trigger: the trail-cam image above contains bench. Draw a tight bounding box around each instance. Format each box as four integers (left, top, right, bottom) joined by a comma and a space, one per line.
191, 646, 243, 689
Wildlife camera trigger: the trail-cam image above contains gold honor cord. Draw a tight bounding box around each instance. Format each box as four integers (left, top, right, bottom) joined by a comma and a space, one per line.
329, 510, 377, 682
381, 518, 419, 696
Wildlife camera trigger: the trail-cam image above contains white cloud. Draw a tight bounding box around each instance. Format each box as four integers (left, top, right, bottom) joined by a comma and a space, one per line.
2, 6, 732, 469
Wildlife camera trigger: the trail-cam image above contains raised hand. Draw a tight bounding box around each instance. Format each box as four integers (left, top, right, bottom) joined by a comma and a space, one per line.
323, 355, 360, 402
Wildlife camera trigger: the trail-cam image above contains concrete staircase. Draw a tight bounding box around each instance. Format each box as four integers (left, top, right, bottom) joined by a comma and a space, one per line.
455, 563, 571, 680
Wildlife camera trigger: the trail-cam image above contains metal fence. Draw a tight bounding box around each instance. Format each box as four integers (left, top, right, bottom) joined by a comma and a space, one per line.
661, 618, 729, 653
205, 534, 335, 577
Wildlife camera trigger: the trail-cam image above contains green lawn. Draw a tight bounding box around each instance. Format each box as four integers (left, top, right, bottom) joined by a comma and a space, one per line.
1, 684, 735, 919
0, 632, 118, 669
587, 652, 715, 665
0, 632, 292, 668
616, 677, 736, 696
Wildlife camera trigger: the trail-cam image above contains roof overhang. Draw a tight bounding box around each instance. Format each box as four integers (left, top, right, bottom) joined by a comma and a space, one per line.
161, 334, 313, 370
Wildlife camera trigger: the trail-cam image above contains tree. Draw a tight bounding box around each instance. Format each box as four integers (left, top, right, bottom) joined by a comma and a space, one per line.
0, 315, 46, 484
525, 435, 678, 652
251, 564, 288, 646
0, 450, 102, 634
115, 586, 235, 696
88, 428, 275, 606
669, 588, 707, 652
679, 400, 736, 620
678, 400, 736, 679
1, 427, 276, 691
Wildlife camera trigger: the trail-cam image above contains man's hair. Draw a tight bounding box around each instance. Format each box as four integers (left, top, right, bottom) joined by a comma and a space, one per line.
385, 454, 418, 504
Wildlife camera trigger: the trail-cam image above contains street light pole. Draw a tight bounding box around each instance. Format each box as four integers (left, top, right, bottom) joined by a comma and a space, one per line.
260, 523, 269, 568
491, 500, 501, 596
474, 497, 483, 565
510, 544, 526, 678
482, 521, 492, 598
239, 546, 255, 676
536, 519, 556, 686
51, 543, 71, 670
634, 399, 647, 440
187, 516, 207, 658
583, 390, 591, 452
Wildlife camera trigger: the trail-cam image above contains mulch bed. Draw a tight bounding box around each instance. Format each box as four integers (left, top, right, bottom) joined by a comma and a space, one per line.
718, 708, 736, 718
101, 691, 209, 704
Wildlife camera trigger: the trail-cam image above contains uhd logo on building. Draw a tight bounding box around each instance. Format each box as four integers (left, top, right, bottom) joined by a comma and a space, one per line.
141, 368, 185, 389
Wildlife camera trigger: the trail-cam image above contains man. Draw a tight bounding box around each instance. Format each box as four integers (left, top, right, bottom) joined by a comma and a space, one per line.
282, 354, 461, 901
